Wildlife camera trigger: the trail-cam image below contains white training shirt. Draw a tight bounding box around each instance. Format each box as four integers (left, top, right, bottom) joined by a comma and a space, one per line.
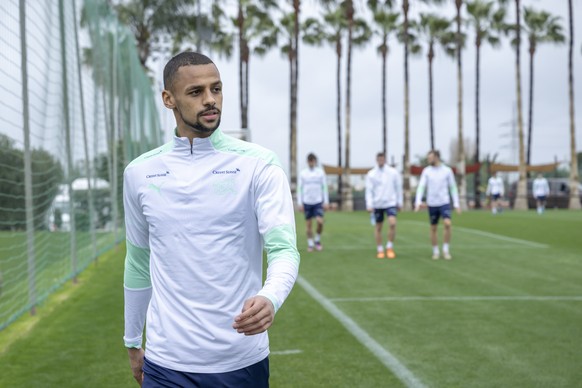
365, 164, 403, 209
486, 176, 504, 196
415, 164, 460, 208
297, 166, 329, 206
533, 177, 550, 197
123, 128, 300, 373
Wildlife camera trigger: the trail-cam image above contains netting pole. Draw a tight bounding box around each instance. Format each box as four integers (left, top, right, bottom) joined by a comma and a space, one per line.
72, 0, 97, 261
59, 0, 78, 283
19, 0, 37, 316
111, 23, 119, 245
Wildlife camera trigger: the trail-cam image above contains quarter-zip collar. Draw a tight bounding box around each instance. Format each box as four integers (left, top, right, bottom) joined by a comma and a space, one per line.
172, 128, 224, 155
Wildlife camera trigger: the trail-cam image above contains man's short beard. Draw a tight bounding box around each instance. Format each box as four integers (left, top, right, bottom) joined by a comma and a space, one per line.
178, 107, 221, 134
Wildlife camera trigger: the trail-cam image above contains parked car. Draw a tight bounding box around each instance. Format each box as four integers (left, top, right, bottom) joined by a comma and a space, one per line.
508, 178, 582, 209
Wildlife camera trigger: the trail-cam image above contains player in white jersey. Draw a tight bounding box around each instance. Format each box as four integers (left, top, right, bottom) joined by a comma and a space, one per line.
297, 153, 329, 252
365, 152, 403, 259
533, 173, 550, 214
414, 150, 461, 260
486, 172, 505, 214
123, 52, 299, 387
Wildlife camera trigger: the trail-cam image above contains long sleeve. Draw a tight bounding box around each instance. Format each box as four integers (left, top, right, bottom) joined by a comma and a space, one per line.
486, 178, 492, 196
448, 169, 460, 208
365, 172, 374, 209
122, 167, 152, 348
322, 171, 330, 205
254, 163, 300, 313
415, 170, 427, 207
296, 170, 303, 206
395, 171, 403, 208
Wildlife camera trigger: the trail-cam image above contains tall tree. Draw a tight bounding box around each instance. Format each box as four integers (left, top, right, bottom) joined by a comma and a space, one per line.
523, 7, 565, 167
510, 0, 528, 210
567, 0, 580, 209
303, 6, 347, 206
342, 0, 372, 210
466, 0, 505, 209
454, 0, 468, 210
277, 8, 301, 200
399, 0, 443, 210
112, 0, 214, 70
415, 13, 455, 150
367, 0, 400, 157
234, 0, 279, 132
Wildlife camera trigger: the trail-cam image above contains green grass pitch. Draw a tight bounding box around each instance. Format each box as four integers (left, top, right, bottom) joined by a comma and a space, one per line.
0, 210, 581, 387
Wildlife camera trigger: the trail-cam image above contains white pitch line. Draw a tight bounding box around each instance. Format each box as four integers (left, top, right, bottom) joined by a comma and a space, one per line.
297, 276, 427, 388
455, 226, 549, 248
404, 221, 548, 248
330, 296, 582, 302
270, 349, 303, 356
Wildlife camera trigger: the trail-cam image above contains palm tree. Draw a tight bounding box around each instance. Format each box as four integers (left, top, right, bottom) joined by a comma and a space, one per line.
367, 0, 400, 157
399, 0, 443, 210
510, 0, 527, 210
567, 0, 580, 209
302, 7, 347, 207
234, 0, 279, 132
342, 0, 372, 210
523, 7, 565, 168
113, 0, 214, 71
466, 0, 506, 209
414, 13, 455, 150
453, 0, 468, 210
277, 11, 300, 200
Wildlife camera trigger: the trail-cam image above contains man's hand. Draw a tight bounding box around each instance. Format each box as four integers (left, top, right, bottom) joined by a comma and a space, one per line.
233, 296, 275, 336
298, 205, 304, 212
456, 207, 462, 215
128, 348, 145, 386
414, 205, 421, 212
323, 204, 329, 211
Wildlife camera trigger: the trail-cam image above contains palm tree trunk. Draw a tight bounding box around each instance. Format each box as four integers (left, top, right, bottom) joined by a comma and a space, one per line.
290, 0, 300, 202
514, 0, 528, 210
342, 0, 354, 211
455, 0, 467, 210
237, 3, 246, 129
402, 0, 411, 210
474, 40, 482, 209
336, 39, 343, 209
527, 45, 534, 169
381, 35, 387, 156
567, 0, 581, 209
289, 48, 297, 202
428, 48, 435, 150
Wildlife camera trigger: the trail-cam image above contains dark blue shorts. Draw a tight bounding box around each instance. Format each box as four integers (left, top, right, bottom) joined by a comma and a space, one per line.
492, 194, 501, 201
143, 357, 269, 388
536, 195, 547, 202
373, 207, 398, 224
304, 203, 324, 220
428, 204, 452, 225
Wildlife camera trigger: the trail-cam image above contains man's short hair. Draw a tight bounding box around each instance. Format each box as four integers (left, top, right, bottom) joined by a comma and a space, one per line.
428, 149, 440, 159
163, 52, 215, 91
376, 152, 385, 159
307, 153, 317, 162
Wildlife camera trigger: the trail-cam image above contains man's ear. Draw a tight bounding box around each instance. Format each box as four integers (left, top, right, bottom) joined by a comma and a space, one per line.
162, 89, 176, 109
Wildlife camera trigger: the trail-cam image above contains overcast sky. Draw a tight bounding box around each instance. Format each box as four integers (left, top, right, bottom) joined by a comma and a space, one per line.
156, 0, 582, 175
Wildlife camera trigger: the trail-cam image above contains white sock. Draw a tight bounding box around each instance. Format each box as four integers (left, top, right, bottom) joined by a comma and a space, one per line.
492, 207, 497, 214
433, 246, 439, 255
386, 241, 393, 249
315, 234, 321, 243
377, 245, 384, 253
308, 239, 314, 247
443, 243, 450, 253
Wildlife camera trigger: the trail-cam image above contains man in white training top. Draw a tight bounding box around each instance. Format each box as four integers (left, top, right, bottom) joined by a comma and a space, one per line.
533, 173, 550, 214
414, 150, 461, 260
486, 172, 505, 214
297, 153, 329, 252
365, 152, 403, 259
123, 52, 299, 387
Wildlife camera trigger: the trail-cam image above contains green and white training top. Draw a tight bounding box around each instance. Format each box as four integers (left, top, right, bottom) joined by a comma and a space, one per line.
123, 128, 300, 373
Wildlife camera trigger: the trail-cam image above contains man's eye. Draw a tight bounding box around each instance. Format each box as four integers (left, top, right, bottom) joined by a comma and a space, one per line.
213, 87, 222, 93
